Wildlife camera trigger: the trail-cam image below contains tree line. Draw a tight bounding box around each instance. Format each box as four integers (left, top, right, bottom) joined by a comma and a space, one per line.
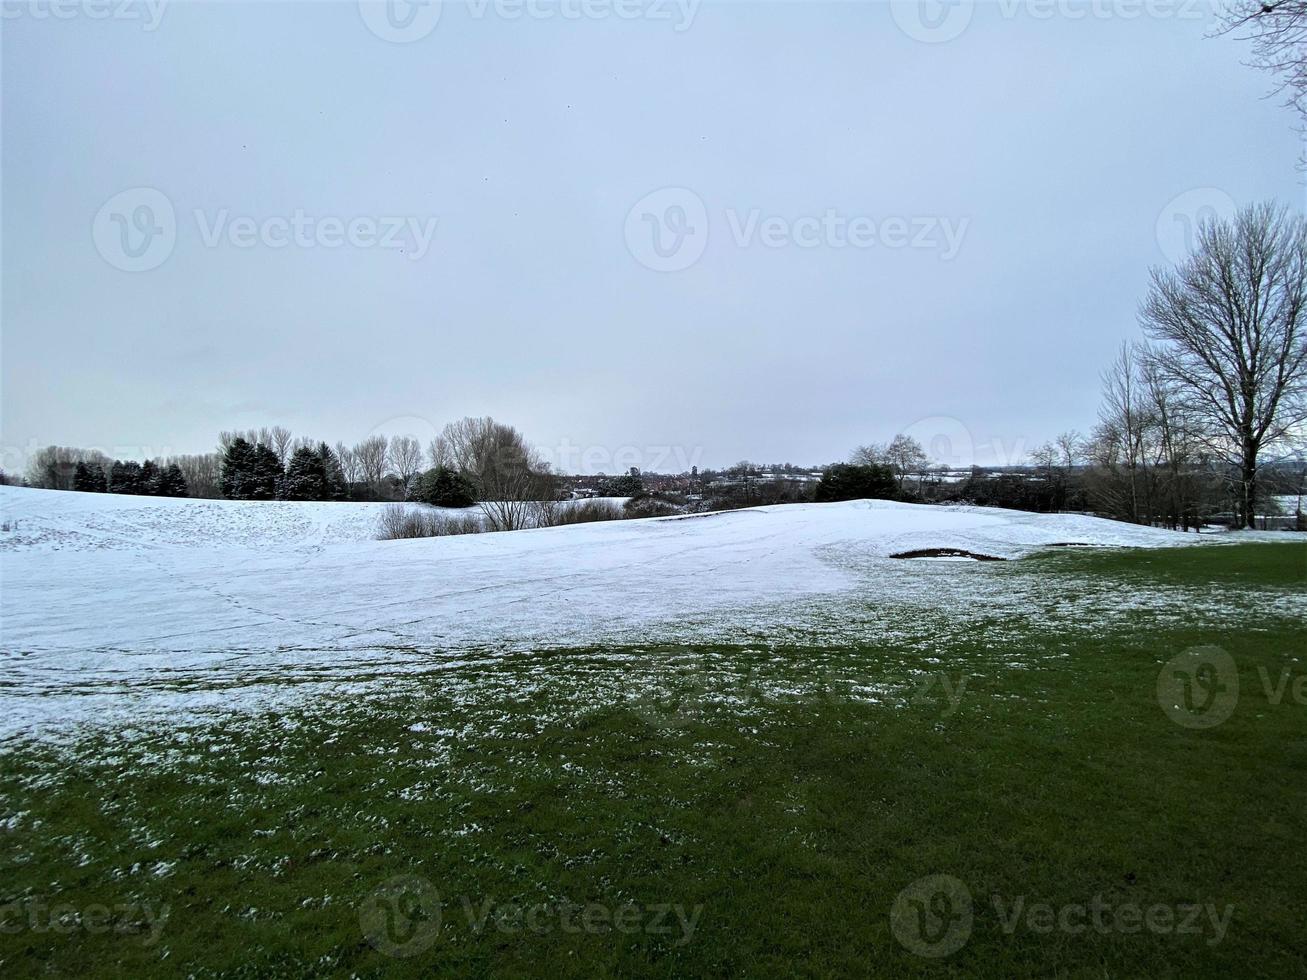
1084, 202, 1306, 529
15, 200, 1306, 534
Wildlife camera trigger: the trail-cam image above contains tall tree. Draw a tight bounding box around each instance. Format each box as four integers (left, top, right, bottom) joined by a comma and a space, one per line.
884, 434, 929, 492
353, 436, 390, 499
388, 435, 423, 493
220, 438, 256, 499
1140, 201, 1307, 527
248, 444, 283, 500
157, 463, 189, 497
281, 446, 328, 500
1222, 1, 1307, 160
109, 460, 144, 495
72, 461, 106, 492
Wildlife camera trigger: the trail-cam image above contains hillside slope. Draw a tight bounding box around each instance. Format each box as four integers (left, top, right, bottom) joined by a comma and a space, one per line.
0, 486, 1270, 739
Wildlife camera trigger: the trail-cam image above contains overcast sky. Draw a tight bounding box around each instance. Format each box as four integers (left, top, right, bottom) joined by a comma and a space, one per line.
3, 0, 1303, 473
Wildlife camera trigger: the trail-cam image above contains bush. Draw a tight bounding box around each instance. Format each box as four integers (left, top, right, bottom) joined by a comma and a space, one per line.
624, 495, 680, 519
813, 463, 897, 503
378, 505, 483, 539
548, 499, 626, 525
598, 473, 644, 497
409, 466, 478, 508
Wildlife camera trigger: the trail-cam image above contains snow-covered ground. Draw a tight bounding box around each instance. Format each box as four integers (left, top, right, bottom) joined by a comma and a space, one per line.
0, 486, 1296, 741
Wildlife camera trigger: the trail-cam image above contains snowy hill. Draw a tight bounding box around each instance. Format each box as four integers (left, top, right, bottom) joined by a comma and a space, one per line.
0, 486, 1243, 740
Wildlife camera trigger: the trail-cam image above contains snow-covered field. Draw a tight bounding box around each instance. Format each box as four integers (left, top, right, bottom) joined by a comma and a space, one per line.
0, 486, 1294, 742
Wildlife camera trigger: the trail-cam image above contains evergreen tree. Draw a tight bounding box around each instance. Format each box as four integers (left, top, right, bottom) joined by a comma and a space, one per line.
139, 460, 161, 495
72, 461, 107, 493
281, 446, 327, 500
220, 438, 256, 499
316, 442, 347, 500
599, 473, 644, 497
157, 463, 189, 497
813, 463, 897, 503
248, 443, 283, 500
109, 460, 144, 495
409, 466, 478, 507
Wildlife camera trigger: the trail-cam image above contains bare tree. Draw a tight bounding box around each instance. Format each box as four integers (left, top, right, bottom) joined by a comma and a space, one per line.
478, 456, 555, 531
426, 435, 452, 470
268, 426, 294, 467
1141, 201, 1307, 527
441, 419, 557, 530
219, 428, 273, 453
25, 446, 112, 490
388, 435, 423, 492
334, 441, 361, 491
884, 434, 928, 491
167, 452, 222, 498
1221, 1, 1307, 159
850, 443, 886, 467
353, 435, 391, 499
1094, 344, 1151, 523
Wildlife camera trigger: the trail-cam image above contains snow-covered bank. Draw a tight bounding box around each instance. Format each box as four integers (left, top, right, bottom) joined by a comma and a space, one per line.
0, 486, 1294, 741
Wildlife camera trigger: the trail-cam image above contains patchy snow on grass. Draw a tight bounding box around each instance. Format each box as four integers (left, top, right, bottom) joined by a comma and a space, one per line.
0, 486, 1292, 741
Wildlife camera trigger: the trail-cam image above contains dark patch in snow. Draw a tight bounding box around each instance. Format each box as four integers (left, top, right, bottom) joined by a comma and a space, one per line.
889, 548, 1006, 562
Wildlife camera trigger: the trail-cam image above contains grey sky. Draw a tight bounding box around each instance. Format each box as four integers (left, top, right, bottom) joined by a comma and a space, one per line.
2, 0, 1303, 473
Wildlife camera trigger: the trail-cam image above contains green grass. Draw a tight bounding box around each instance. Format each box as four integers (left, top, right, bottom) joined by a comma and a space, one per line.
2, 543, 1304, 977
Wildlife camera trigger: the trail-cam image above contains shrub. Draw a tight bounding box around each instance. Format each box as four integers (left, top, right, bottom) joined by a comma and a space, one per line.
409, 466, 478, 508
378, 505, 484, 539
598, 473, 644, 497
813, 463, 897, 503
546, 499, 626, 525
624, 495, 680, 519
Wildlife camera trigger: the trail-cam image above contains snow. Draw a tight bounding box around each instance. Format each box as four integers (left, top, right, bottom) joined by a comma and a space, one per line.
0, 486, 1293, 742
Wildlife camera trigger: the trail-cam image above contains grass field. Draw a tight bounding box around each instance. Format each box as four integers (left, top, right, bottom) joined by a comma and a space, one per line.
2, 542, 1304, 977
